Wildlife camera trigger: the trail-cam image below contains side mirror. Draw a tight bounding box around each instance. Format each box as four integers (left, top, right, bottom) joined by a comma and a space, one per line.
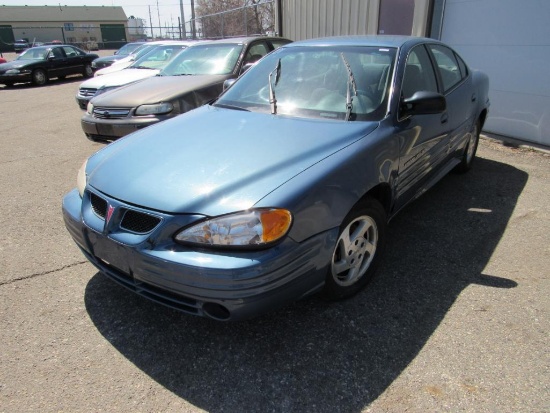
400, 91, 446, 118
223, 79, 237, 91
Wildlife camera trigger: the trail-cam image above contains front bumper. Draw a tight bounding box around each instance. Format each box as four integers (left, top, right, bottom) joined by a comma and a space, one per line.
81, 113, 160, 140
62, 188, 336, 321
0, 73, 32, 84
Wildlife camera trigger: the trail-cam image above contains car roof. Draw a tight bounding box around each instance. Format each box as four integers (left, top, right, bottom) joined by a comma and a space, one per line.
201, 36, 290, 45
25, 45, 76, 51
286, 35, 442, 49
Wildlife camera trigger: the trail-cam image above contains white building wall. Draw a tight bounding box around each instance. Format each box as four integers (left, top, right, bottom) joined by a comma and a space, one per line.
440, 0, 550, 146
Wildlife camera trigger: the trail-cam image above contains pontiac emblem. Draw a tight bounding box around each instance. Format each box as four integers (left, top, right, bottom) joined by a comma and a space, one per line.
106, 205, 115, 225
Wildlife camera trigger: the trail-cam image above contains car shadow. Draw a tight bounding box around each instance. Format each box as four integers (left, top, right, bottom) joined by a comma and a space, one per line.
83, 156, 527, 412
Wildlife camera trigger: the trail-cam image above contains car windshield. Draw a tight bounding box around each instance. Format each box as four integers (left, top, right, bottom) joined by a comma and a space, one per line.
215, 45, 396, 121
159, 43, 243, 76
17, 47, 48, 60
129, 44, 156, 59
116, 42, 144, 56
129, 44, 186, 69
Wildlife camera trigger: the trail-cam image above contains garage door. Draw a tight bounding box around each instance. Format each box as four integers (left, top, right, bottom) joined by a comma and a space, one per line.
440, 0, 550, 146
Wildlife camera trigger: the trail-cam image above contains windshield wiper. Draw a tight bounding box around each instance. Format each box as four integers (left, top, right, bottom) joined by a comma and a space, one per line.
268, 58, 281, 115
340, 53, 358, 121
133, 65, 155, 70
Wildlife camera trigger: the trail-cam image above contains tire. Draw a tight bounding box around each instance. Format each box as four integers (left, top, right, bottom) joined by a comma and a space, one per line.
32, 69, 47, 86
83, 64, 93, 78
322, 198, 387, 300
455, 119, 480, 173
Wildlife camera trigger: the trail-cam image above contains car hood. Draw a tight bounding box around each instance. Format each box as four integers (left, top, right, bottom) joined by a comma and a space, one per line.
80, 68, 160, 89
87, 105, 378, 216
95, 60, 133, 76
91, 74, 228, 106
0, 60, 40, 70
93, 55, 125, 64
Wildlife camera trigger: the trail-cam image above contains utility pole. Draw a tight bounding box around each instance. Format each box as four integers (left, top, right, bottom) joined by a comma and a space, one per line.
148, 5, 154, 39
179, 0, 186, 39
157, 0, 162, 38
190, 0, 196, 39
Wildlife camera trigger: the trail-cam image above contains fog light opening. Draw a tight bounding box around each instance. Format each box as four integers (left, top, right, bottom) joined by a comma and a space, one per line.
203, 302, 231, 320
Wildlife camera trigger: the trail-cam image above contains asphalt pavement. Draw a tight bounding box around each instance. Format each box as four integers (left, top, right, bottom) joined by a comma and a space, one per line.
0, 63, 548, 412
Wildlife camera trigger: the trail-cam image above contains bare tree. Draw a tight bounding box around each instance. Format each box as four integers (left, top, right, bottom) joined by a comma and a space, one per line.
195, 0, 275, 38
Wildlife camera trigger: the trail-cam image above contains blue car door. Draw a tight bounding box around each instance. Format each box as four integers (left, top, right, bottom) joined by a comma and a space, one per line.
427, 44, 475, 158
393, 44, 450, 211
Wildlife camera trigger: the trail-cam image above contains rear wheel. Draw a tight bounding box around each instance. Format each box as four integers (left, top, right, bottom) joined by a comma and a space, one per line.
32, 69, 47, 86
322, 198, 387, 300
455, 119, 480, 173
83, 64, 93, 78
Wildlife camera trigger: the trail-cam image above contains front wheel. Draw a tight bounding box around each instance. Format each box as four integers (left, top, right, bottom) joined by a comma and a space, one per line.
83, 64, 93, 78
455, 120, 480, 173
322, 198, 387, 300
32, 69, 47, 86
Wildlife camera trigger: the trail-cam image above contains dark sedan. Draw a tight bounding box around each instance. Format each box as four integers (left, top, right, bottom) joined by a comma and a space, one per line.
63, 36, 489, 321
0, 45, 99, 86
81, 36, 291, 141
13, 39, 30, 53
90, 41, 145, 71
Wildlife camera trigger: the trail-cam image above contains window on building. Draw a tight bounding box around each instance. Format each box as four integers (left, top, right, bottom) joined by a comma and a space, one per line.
64, 23, 74, 31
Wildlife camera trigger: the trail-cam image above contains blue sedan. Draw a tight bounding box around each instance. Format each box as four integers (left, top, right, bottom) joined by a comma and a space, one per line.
63, 36, 489, 321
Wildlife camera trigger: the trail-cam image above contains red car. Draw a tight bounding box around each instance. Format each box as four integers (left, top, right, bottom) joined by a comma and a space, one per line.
0, 57, 6, 64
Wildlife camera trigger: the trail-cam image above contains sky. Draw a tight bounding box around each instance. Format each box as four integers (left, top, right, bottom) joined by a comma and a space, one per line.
6, 1, 195, 34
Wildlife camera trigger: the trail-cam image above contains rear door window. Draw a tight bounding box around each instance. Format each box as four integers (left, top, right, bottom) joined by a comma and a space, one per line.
428, 44, 462, 93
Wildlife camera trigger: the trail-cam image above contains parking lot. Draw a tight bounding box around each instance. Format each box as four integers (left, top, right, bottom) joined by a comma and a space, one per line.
0, 59, 548, 412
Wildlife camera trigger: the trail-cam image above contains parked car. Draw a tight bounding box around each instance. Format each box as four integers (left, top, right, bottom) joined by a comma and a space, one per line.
93, 41, 169, 76
63, 36, 489, 321
13, 39, 30, 53
0, 45, 99, 86
0, 57, 6, 64
75, 41, 195, 109
81, 36, 291, 141
91, 42, 145, 71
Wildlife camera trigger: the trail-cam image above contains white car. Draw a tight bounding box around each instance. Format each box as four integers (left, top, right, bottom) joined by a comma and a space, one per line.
75, 41, 195, 109
94, 41, 166, 76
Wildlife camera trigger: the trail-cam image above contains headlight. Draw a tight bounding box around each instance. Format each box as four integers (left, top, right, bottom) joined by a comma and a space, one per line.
87, 102, 94, 114
77, 159, 88, 197
135, 102, 173, 116
175, 208, 292, 248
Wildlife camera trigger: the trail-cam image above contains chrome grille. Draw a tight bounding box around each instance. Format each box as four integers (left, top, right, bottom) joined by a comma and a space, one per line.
92, 107, 131, 119
79, 88, 97, 98
121, 210, 161, 234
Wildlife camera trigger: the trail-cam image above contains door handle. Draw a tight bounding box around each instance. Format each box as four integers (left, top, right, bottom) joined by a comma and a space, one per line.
471, 93, 477, 102
441, 113, 448, 124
